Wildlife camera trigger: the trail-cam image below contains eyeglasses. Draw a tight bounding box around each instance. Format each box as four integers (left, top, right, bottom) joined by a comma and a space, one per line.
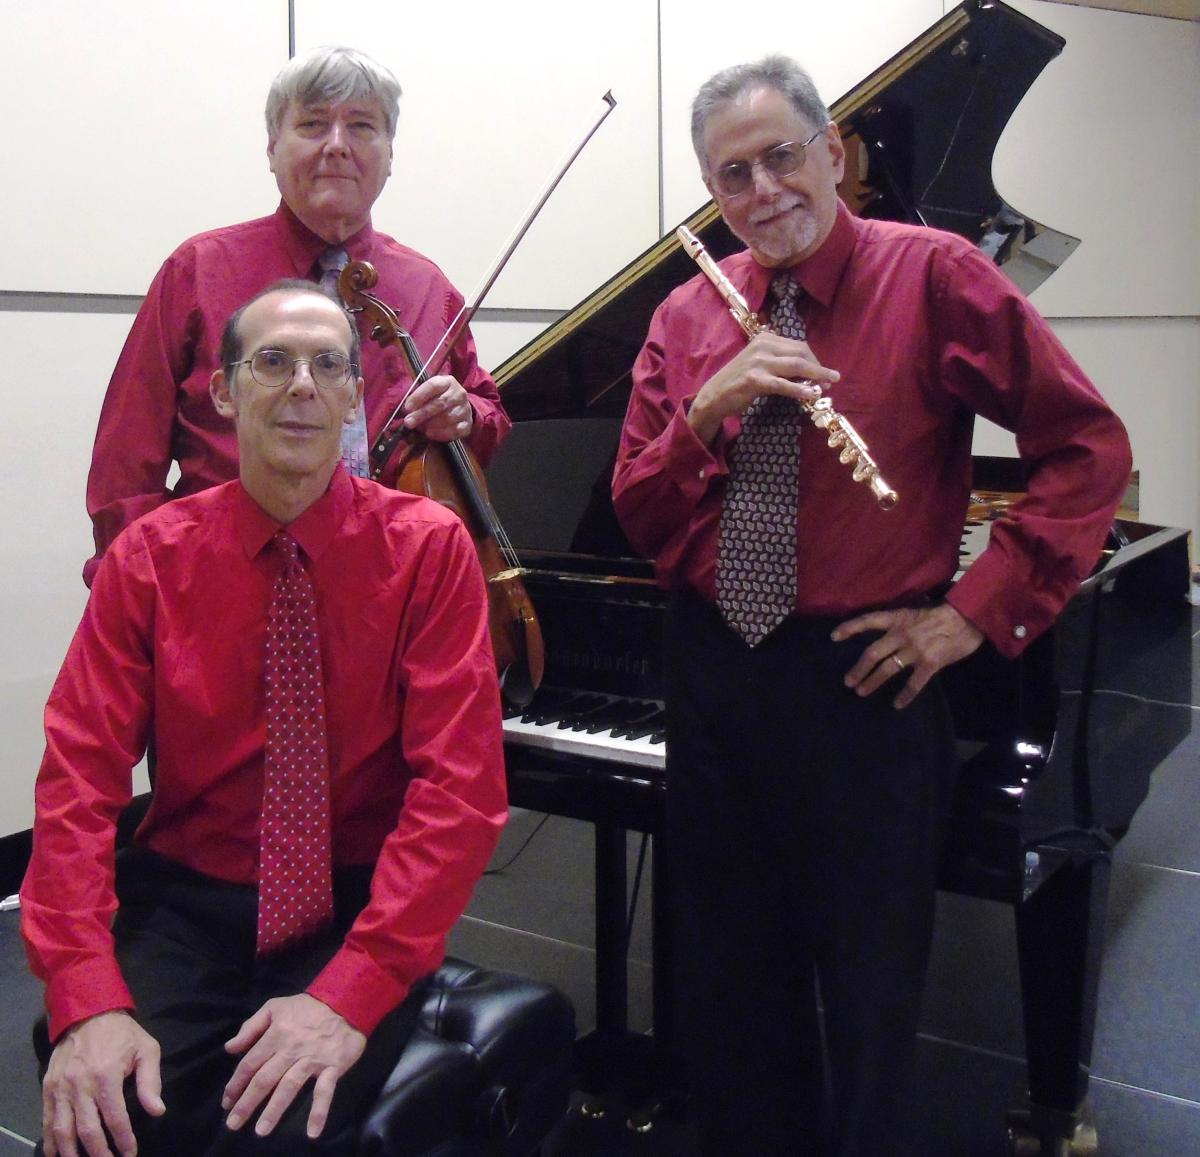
708, 129, 824, 198
232, 349, 357, 391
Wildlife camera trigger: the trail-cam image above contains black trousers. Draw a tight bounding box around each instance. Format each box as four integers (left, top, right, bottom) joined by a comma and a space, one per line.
663, 592, 956, 1157
35, 847, 424, 1157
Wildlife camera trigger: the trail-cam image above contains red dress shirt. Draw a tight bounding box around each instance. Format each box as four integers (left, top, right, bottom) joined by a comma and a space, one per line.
23, 468, 507, 1041
612, 202, 1131, 658
84, 202, 511, 586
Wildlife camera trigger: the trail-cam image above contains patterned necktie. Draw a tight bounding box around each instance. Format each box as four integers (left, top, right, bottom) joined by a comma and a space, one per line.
315, 245, 348, 302
715, 274, 806, 647
313, 247, 371, 476
257, 531, 334, 956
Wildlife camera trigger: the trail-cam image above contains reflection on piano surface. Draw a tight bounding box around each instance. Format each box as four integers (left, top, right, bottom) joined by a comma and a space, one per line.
485, 2, 1193, 1150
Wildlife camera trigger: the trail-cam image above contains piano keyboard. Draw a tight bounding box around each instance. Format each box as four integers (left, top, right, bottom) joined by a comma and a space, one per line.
502, 688, 667, 771
958, 520, 992, 575
503, 517, 997, 771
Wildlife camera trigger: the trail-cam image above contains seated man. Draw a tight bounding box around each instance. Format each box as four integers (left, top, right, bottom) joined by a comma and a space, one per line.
21, 282, 507, 1157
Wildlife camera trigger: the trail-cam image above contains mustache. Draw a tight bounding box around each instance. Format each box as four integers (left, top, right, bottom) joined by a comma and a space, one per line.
748, 196, 803, 225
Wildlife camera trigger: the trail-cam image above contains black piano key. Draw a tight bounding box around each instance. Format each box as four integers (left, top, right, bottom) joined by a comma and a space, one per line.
611, 704, 666, 740
548, 694, 610, 728
519, 690, 601, 726
582, 700, 654, 735
561, 694, 626, 726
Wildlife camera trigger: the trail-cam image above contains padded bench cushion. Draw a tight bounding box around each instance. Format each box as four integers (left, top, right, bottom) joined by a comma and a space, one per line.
358, 957, 575, 1157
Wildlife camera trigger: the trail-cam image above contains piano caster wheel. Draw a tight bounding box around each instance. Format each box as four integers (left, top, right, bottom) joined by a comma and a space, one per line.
1007, 1109, 1098, 1156
626, 1101, 662, 1134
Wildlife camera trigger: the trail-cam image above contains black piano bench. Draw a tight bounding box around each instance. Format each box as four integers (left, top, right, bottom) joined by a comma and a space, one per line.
358, 956, 576, 1156
31, 957, 574, 1157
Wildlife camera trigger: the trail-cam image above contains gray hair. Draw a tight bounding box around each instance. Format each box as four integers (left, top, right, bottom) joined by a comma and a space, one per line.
691, 55, 831, 171
266, 46, 402, 142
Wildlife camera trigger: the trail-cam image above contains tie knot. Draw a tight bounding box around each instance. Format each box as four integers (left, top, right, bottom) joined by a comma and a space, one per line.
769, 273, 799, 304
315, 246, 348, 276
315, 247, 349, 302
768, 274, 805, 341
272, 530, 300, 567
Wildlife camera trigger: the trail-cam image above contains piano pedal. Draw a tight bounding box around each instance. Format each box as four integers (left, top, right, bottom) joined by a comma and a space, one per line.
1006, 1105, 1098, 1156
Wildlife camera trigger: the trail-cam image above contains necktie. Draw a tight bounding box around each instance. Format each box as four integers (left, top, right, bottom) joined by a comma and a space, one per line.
715, 274, 806, 647
312, 247, 371, 476
257, 531, 334, 956
315, 245, 348, 302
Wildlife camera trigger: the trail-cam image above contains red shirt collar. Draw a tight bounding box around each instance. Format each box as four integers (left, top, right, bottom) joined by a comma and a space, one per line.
234, 464, 355, 563
738, 199, 858, 312
273, 201, 376, 276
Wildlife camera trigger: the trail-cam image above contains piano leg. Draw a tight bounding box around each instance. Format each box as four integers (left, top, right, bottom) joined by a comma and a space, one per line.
594, 819, 629, 1037
1007, 844, 1110, 1156
575, 821, 685, 1141
575, 820, 656, 1107
651, 829, 676, 1076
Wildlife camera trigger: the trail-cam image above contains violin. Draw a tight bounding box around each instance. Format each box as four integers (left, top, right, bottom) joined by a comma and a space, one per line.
339, 259, 544, 708
336, 91, 617, 708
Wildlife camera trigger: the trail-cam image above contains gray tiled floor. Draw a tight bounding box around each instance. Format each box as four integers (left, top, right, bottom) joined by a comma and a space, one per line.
2, 612, 1196, 1155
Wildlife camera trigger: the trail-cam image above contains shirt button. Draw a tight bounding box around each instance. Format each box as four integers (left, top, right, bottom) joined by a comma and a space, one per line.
698, 467, 707, 480
1013, 625, 1027, 639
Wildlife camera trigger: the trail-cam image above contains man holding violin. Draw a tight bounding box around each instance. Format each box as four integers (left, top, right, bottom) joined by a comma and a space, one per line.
83, 45, 509, 587
23, 281, 507, 1156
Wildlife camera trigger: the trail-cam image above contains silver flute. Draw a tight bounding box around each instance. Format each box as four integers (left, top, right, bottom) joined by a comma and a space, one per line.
676, 225, 898, 510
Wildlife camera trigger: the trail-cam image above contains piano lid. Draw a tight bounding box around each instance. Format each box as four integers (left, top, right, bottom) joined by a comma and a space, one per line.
495, 0, 1073, 417
485, 0, 1075, 563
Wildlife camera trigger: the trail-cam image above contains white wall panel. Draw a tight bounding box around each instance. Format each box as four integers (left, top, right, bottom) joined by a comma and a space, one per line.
999, 1, 1200, 317
294, 0, 660, 310
1054, 317, 1199, 537
0, 312, 136, 835
0, 2, 288, 295
973, 316, 1200, 539
471, 316, 555, 375
660, 0, 944, 228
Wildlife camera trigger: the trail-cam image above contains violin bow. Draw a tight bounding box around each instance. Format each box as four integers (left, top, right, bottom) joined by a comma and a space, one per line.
368, 91, 618, 473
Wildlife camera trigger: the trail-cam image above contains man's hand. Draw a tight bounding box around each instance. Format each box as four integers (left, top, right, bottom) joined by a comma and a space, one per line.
833, 603, 984, 710
686, 331, 837, 446
42, 1010, 165, 1157
402, 374, 474, 442
222, 993, 366, 1140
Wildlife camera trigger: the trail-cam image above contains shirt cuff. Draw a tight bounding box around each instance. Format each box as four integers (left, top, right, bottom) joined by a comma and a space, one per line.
661, 400, 727, 493
945, 552, 1056, 660
45, 959, 136, 1044
306, 943, 413, 1036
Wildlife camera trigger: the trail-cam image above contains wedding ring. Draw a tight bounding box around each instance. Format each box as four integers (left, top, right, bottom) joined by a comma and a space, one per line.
891, 654, 905, 672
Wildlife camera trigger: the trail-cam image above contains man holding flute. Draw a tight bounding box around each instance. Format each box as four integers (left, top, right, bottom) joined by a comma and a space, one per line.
612, 55, 1130, 1156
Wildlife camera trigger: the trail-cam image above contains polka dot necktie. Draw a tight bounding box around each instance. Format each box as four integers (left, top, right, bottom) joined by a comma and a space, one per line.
257, 530, 334, 956
715, 274, 806, 647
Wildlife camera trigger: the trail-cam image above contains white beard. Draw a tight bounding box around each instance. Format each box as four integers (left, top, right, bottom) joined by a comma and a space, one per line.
735, 198, 821, 265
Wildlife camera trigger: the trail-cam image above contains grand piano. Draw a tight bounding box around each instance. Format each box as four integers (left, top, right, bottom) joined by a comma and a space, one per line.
484, 2, 1194, 1153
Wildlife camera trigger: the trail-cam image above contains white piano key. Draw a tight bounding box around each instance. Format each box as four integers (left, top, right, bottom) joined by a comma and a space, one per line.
503, 711, 666, 771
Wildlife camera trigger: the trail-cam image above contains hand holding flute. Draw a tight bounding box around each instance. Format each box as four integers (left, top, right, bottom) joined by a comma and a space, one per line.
677, 225, 898, 509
